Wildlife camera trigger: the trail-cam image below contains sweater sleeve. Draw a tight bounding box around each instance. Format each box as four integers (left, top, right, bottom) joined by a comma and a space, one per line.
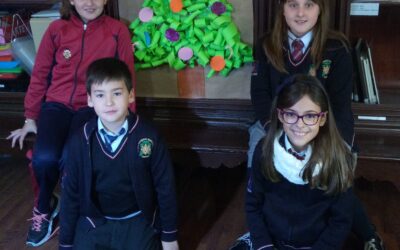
116, 22, 136, 113
59, 133, 82, 248
150, 135, 178, 242
312, 188, 355, 249
250, 39, 273, 126
245, 141, 275, 249
24, 23, 57, 120
324, 46, 355, 147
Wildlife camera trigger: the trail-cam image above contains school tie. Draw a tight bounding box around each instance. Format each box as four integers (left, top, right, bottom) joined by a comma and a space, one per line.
288, 148, 305, 161
100, 128, 126, 152
291, 39, 304, 63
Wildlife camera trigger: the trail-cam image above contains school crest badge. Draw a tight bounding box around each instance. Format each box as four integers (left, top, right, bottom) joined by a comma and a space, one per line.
138, 138, 153, 158
321, 60, 332, 79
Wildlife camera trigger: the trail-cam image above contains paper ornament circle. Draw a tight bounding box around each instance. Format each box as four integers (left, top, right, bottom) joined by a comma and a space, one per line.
139, 7, 153, 22
170, 0, 183, 13
165, 28, 180, 42
211, 2, 226, 15
178, 47, 193, 61
210, 56, 226, 71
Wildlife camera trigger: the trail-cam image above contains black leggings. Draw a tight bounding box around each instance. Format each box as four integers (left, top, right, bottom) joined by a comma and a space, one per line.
32, 102, 95, 213
352, 195, 374, 241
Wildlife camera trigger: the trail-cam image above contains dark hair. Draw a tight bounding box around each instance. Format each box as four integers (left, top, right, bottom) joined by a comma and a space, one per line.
261, 74, 355, 194
86, 57, 132, 94
264, 0, 349, 73
59, 0, 75, 20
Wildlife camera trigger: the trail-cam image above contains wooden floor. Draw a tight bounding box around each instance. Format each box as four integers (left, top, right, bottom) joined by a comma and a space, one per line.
0, 154, 246, 250
1, 154, 399, 250
0, 155, 59, 250
194, 175, 400, 250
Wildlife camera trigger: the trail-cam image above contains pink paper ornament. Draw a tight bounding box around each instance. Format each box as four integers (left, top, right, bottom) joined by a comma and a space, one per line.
178, 47, 193, 61
139, 7, 153, 22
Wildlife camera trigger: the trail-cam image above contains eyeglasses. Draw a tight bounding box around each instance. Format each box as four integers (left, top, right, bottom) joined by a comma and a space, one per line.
278, 109, 326, 126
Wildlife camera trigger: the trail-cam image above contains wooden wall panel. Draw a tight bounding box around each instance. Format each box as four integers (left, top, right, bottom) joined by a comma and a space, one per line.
347, 4, 400, 89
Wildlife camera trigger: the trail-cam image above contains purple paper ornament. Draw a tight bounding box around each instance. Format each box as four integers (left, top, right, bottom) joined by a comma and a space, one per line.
211, 2, 226, 15
165, 28, 180, 42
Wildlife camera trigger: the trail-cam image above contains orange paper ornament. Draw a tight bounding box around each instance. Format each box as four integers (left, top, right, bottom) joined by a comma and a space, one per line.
210, 56, 226, 71
170, 0, 183, 13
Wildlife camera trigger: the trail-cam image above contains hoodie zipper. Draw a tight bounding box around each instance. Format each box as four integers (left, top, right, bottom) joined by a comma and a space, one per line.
69, 23, 87, 106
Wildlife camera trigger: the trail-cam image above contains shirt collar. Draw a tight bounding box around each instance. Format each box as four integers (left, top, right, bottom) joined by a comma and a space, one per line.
288, 30, 313, 52
97, 118, 128, 136
283, 133, 307, 158
71, 12, 105, 27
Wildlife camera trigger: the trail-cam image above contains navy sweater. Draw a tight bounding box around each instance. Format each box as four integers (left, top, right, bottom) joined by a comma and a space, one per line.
91, 136, 139, 217
59, 113, 178, 249
251, 37, 355, 146
246, 139, 354, 250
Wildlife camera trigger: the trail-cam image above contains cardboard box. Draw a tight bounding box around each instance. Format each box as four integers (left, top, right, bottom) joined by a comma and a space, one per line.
29, 17, 58, 52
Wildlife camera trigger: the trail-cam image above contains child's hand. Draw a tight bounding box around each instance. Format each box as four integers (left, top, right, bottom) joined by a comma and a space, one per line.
7, 119, 37, 150
161, 240, 179, 250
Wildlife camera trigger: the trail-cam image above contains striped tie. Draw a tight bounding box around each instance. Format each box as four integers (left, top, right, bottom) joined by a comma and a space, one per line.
288, 148, 305, 161
100, 128, 125, 152
291, 39, 304, 63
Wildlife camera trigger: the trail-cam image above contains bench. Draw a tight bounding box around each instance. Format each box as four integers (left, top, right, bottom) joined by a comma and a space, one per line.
1, 95, 400, 191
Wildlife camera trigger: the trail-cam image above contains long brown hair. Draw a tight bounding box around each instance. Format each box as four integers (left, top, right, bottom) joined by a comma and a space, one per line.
261, 74, 355, 194
264, 0, 349, 73
59, 0, 75, 20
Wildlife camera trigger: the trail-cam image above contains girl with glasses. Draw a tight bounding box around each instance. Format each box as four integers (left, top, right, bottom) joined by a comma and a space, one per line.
246, 0, 383, 248
246, 74, 356, 249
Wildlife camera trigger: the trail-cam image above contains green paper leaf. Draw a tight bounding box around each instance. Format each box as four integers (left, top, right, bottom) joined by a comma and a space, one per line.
130, 0, 253, 77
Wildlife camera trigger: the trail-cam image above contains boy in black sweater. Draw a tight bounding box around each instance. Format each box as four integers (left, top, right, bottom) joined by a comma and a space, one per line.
59, 58, 179, 250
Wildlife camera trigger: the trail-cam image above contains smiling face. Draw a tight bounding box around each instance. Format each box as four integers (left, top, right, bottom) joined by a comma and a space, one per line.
88, 79, 134, 133
70, 0, 107, 23
278, 95, 326, 152
283, 0, 320, 37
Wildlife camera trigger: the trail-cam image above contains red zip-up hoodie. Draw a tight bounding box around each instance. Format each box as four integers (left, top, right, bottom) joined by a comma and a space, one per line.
24, 14, 135, 120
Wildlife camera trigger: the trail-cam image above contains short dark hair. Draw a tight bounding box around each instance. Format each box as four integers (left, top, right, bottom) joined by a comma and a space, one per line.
86, 58, 132, 94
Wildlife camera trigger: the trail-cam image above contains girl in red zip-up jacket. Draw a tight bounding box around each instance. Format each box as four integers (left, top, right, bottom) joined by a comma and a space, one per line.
7, 0, 135, 247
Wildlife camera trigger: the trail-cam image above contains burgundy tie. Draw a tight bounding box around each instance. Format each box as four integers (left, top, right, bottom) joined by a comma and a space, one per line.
288, 148, 305, 161
291, 39, 304, 63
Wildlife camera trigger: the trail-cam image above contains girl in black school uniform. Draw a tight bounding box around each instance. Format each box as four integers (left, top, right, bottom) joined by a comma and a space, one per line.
247, 0, 384, 248
247, 74, 356, 249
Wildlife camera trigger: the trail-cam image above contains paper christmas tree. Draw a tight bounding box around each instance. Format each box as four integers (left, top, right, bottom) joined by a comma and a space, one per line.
130, 0, 253, 77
